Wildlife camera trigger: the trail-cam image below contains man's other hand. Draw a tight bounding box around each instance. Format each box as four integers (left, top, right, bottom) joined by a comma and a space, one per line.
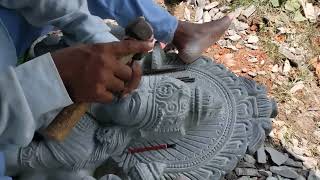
52, 40, 153, 103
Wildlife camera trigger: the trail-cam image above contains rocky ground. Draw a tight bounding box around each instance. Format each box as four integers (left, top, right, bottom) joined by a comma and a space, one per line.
157, 0, 320, 179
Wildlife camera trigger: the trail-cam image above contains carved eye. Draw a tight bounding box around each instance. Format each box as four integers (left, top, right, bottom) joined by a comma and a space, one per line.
167, 102, 178, 113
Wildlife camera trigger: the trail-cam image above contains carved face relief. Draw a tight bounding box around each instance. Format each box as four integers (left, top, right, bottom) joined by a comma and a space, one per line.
98, 74, 226, 142
98, 76, 192, 138
149, 76, 191, 133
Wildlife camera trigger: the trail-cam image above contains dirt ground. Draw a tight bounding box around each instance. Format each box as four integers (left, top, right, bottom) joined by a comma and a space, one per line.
157, 0, 320, 169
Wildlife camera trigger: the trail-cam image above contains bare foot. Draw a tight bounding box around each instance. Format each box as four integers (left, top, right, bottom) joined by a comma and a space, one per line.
173, 13, 235, 63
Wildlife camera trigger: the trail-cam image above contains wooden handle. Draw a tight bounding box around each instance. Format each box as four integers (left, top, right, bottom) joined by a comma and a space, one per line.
44, 103, 90, 141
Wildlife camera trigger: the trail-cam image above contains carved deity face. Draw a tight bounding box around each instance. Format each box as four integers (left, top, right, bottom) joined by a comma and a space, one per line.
96, 75, 221, 139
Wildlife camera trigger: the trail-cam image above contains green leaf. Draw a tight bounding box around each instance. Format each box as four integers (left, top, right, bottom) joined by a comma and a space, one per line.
285, 0, 301, 12
294, 10, 307, 22
271, 0, 280, 7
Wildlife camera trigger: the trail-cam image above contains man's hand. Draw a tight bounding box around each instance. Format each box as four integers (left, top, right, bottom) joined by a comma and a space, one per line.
52, 40, 153, 103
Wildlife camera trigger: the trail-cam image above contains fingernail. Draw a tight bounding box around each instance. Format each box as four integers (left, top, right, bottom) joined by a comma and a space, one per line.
122, 93, 129, 98
148, 42, 155, 48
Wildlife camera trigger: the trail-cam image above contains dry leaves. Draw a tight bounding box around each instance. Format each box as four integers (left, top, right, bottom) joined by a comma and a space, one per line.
274, 34, 287, 43
310, 56, 320, 80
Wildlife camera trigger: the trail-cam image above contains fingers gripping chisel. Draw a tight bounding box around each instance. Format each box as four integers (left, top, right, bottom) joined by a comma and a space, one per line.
44, 17, 153, 141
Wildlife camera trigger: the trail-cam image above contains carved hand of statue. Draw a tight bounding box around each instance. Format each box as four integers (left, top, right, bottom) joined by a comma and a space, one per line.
17, 110, 135, 173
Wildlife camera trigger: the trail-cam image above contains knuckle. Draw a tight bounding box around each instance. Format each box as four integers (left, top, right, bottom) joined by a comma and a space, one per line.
95, 88, 106, 99
104, 93, 113, 102
123, 40, 130, 46
95, 54, 107, 67
93, 85, 102, 95
109, 42, 118, 50
90, 44, 104, 53
107, 57, 117, 67
108, 61, 121, 74
113, 80, 125, 91
121, 40, 134, 50
125, 40, 134, 50
124, 65, 133, 76
97, 70, 107, 82
80, 48, 94, 60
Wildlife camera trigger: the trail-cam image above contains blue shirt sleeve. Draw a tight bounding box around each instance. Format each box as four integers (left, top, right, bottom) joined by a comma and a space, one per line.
0, 152, 12, 180
0, 0, 118, 45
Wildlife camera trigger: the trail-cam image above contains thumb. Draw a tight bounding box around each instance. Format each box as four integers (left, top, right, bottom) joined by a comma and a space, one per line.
122, 61, 142, 96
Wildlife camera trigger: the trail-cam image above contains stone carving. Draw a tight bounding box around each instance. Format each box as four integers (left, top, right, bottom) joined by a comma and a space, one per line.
5, 44, 277, 180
